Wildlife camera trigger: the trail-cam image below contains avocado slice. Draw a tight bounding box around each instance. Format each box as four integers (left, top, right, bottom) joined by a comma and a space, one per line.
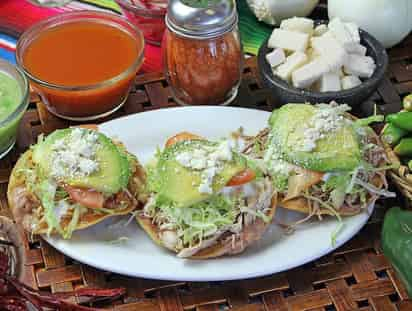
32, 128, 130, 194
269, 104, 361, 172
155, 140, 246, 207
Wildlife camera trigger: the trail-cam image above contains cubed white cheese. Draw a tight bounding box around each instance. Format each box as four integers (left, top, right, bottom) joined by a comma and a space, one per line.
314, 24, 328, 36
343, 54, 376, 78
328, 18, 357, 52
345, 22, 361, 43
280, 17, 314, 35
341, 75, 362, 89
291, 58, 329, 89
307, 48, 319, 61
350, 43, 367, 56
311, 32, 347, 71
268, 28, 309, 52
265, 48, 286, 68
275, 51, 308, 81
318, 71, 341, 92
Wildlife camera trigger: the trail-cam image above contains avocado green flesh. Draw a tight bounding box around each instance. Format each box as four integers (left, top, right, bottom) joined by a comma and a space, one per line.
32, 128, 130, 194
270, 104, 361, 172
156, 140, 246, 207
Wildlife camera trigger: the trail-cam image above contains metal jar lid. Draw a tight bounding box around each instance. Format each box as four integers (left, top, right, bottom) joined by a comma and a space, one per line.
165, 0, 238, 39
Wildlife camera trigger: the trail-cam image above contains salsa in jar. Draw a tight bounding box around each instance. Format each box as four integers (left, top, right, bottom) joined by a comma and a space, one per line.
163, 0, 243, 106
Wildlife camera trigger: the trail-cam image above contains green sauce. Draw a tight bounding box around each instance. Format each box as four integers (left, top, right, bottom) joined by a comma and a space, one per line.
0, 71, 21, 121
0, 71, 24, 156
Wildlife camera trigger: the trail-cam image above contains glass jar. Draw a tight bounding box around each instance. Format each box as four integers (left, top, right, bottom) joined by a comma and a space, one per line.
115, 0, 167, 46
163, 0, 243, 106
0, 59, 29, 159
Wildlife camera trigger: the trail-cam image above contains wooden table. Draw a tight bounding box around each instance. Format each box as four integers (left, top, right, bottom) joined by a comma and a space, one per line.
1, 33, 412, 311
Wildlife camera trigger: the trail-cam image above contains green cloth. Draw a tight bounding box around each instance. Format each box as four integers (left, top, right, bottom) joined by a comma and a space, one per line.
82, 0, 121, 12
237, 0, 272, 55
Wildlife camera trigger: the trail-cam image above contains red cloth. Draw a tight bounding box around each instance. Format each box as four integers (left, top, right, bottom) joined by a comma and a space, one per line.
0, 0, 162, 73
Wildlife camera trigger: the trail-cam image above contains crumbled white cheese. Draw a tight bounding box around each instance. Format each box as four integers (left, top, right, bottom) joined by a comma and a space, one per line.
78, 158, 99, 175
264, 141, 294, 177
190, 158, 207, 170
175, 152, 191, 167
198, 181, 213, 194
211, 140, 233, 161
55, 200, 70, 223
175, 141, 235, 194
297, 103, 351, 152
50, 129, 100, 180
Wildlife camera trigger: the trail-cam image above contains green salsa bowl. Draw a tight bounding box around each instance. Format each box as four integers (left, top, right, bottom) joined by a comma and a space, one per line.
0, 59, 29, 159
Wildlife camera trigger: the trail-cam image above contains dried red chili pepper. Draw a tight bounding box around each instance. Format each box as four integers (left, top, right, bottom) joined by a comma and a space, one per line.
0, 296, 27, 311
0, 249, 126, 311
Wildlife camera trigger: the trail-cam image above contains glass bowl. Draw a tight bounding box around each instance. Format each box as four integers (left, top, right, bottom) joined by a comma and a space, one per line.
0, 59, 29, 159
115, 0, 167, 46
16, 11, 145, 121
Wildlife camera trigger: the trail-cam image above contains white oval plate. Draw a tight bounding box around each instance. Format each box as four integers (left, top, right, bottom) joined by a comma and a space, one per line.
44, 106, 373, 281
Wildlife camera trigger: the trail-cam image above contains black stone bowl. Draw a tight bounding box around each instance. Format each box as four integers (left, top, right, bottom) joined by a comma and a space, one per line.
258, 21, 388, 107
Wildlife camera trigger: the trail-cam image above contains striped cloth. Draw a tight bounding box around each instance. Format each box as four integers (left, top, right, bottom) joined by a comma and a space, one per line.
0, 0, 162, 72
0, 33, 16, 64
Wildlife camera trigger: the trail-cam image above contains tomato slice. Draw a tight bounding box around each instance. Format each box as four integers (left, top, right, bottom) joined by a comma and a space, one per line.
65, 185, 105, 209
226, 168, 256, 187
165, 132, 204, 148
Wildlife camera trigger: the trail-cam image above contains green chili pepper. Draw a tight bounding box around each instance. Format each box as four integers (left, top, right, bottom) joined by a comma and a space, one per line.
382, 207, 412, 299
381, 123, 408, 146
403, 94, 412, 112
394, 138, 412, 157
386, 112, 412, 131
401, 157, 412, 166
408, 160, 412, 171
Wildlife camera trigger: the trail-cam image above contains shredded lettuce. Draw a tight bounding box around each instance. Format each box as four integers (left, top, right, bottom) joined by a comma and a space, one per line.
36, 180, 62, 236
245, 158, 264, 180
62, 205, 80, 239
147, 194, 237, 248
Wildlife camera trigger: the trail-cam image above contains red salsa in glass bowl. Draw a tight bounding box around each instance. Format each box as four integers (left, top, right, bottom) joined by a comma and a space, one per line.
16, 11, 145, 121
115, 0, 167, 46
